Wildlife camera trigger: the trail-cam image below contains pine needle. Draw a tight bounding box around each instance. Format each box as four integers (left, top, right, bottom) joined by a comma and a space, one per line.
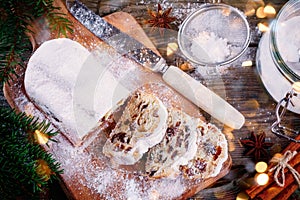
0, 107, 63, 198
0, 0, 73, 84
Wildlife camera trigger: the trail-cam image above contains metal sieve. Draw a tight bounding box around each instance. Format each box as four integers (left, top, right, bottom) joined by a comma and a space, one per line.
178, 3, 250, 66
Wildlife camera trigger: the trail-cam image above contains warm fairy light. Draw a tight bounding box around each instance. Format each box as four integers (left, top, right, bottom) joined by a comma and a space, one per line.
264, 5, 276, 18
258, 22, 270, 32
244, 7, 256, 17
245, 0, 265, 17
255, 161, 268, 173
178, 62, 194, 72
236, 192, 250, 200
256, 6, 267, 18
256, 173, 269, 185
242, 60, 253, 67
36, 159, 52, 181
34, 130, 49, 145
272, 153, 283, 161
292, 82, 300, 93
166, 42, 178, 56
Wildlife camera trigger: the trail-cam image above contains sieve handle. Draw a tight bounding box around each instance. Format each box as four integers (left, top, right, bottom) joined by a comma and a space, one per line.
162, 66, 245, 129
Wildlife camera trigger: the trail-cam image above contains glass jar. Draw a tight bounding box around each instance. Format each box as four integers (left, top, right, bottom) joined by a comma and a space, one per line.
257, 0, 300, 114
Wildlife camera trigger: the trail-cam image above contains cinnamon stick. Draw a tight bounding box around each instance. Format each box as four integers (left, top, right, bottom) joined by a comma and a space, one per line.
256, 162, 300, 199
246, 134, 300, 199
276, 180, 299, 200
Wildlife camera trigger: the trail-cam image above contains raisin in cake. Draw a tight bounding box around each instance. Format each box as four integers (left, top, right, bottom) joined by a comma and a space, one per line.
102, 91, 168, 165
145, 108, 228, 179
145, 108, 201, 178
179, 122, 228, 179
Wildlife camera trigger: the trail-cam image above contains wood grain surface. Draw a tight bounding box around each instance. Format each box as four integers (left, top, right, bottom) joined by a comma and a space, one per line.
3, 0, 233, 199
2, 0, 300, 199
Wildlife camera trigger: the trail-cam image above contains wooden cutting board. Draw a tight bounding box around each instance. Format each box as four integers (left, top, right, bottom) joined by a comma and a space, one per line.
3, 0, 232, 199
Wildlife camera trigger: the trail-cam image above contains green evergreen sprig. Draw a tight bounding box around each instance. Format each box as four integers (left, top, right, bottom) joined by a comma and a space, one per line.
0, 0, 73, 83
0, 1, 72, 198
0, 107, 63, 199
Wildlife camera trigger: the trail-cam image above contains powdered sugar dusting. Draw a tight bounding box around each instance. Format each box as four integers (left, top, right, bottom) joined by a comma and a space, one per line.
50, 134, 187, 199
125, 179, 143, 200
20, 35, 229, 199
154, 178, 186, 199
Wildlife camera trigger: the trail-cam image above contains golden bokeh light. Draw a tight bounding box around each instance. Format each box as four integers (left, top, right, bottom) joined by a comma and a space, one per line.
256, 173, 269, 185
245, 0, 265, 10
34, 129, 49, 145
256, 6, 267, 18
236, 192, 250, 200
272, 153, 283, 160
264, 5, 276, 18
179, 62, 194, 72
244, 0, 263, 17
257, 22, 270, 32
223, 126, 234, 139
292, 82, 300, 93
166, 42, 178, 57
36, 159, 52, 181
255, 161, 268, 173
242, 60, 253, 67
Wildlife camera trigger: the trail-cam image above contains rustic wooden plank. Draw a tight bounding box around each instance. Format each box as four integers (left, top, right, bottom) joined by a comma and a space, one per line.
3, 0, 232, 199
3, 0, 299, 199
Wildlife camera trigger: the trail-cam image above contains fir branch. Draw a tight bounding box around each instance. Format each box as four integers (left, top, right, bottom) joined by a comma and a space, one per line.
0, 107, 63, 199
47, 12, 74, 36
0, 0, 73, 84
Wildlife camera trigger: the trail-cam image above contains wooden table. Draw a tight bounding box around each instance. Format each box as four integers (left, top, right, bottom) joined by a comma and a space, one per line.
82, 0, 300, 199
3, 0, 300, 199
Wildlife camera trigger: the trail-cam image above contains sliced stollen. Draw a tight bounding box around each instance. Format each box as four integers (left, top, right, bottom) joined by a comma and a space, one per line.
179, 122, 228, 179
145, 108, 228, 179
102, 91, 168, 165
145, 108, 200, 178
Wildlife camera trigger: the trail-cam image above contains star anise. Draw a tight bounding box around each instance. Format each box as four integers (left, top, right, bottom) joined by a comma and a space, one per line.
146, 3, 176, 36
240, 132, 274, 162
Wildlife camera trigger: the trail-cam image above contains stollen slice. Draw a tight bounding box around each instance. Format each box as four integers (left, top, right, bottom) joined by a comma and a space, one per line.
103, 91, 168, 165
145, 108, 228, 179
145, 108, 200, 178
179, 122, 228, 179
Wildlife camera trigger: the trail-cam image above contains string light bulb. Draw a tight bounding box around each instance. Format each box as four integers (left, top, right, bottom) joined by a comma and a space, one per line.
34, 130, 49, 145
256, 173, 269, 185
255, 161, 268, 173
264, 5, 276, 18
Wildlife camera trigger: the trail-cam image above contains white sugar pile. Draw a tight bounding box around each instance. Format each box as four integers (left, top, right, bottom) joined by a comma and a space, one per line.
191, 31, 231, 64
